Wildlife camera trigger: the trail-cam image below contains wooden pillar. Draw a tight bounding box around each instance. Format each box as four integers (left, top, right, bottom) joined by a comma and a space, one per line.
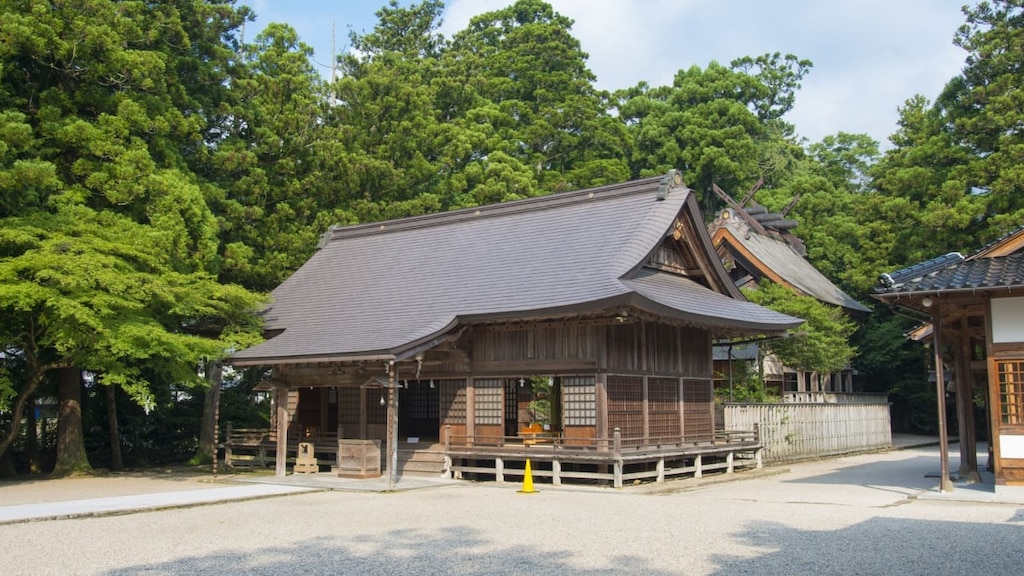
224, 422, 234, 468
957, 314, 980, 481
931, 303, 954, 492
466, 377, 476, 440
984, 306, 999, 478
613, 427, 623, 488
275, 387, 289, 477
386, 363, 398, 490
359, 387, 368, 439
596, 374, 608, 447
642, 376, 650, 441
639, 322, 649, 443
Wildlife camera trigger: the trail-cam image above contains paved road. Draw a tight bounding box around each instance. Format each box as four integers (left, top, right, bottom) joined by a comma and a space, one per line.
2, 444, 1023, 575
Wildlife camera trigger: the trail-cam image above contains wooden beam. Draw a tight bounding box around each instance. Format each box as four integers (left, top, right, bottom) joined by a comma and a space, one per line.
712, 183, 766, 234
780, 194, 801, 217
470, 359, 598, 374
738, 177, 764, 207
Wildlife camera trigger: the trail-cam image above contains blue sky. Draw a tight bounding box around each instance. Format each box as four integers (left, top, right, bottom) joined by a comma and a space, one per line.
243, 0, 968, 148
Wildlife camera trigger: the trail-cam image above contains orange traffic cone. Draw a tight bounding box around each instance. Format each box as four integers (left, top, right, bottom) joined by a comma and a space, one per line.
518, 458, 538, 493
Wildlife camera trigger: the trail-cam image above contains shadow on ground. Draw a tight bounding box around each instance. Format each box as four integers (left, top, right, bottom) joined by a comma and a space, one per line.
709, 515, 1024, 575
100, 525, 679, 576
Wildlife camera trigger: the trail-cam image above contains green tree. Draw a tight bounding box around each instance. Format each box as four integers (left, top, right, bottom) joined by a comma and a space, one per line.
946, 0, 1024, 236
866, 0, 1024, 264
615, 53, 811, 216
715, 360, 780, 403
743, 280, 857, 374
869, 94, 977, 268
448, 0, 630, 194
0, 207, 262, 472
332, 1, 451, 219
0, 0, 262, 474
206, 23, 341, 291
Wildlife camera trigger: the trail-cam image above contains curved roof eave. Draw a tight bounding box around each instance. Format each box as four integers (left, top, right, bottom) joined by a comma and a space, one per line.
625, 292, 802, 335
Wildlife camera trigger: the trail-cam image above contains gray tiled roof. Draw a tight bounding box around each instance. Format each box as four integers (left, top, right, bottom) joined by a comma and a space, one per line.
874, 251, 1024, 295
231, 176, 803, 365
715, 217, 870, 313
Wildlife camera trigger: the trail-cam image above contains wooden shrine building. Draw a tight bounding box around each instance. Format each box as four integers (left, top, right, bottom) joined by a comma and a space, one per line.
229, 172, 802, 487
874, 227, 1024, 491
708, 183, 870, 396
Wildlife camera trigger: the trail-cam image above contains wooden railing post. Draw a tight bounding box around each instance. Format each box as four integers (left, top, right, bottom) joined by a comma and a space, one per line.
224, 422, 234, 469
613, 427, 623, 488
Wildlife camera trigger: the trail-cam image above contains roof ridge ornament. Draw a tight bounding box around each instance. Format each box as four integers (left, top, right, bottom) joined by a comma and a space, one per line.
317, 225, 338, 250
656, 169, 684, 200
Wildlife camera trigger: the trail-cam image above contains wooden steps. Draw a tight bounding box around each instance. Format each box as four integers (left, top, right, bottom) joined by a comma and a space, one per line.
394, 442, 447, 477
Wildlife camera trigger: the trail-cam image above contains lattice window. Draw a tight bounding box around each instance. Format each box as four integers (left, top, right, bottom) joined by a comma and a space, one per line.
338, 387, 360, 424
997, 360, 1024, 425
475, 379, 503, 425
649, 377, 681, 438
563, 376, 596, 426
440, 380, 467, 424
406, 381, 438, 419
608, 376, 644, 440
682, 379, 713, 441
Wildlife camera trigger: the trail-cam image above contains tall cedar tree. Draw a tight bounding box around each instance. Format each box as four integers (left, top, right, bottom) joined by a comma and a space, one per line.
0, 1, 262, 473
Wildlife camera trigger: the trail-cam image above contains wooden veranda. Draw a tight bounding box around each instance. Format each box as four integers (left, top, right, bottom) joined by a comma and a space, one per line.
445, 426, 761, 488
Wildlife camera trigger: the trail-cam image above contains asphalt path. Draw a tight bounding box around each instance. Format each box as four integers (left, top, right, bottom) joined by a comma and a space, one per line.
2, 444, 1023, 575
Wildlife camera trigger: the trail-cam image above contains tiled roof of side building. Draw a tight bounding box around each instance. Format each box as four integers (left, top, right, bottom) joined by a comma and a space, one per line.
875, 223, 1024, 296
876, 251, 1024, 294
231, 175, 803, 365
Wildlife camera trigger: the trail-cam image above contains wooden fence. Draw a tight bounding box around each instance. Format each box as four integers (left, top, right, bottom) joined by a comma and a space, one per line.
721, 401, 891, 464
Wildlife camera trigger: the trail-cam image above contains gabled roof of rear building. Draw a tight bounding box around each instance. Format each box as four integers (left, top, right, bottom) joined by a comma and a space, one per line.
710, 209, 871, 314
231, 174, 803, 366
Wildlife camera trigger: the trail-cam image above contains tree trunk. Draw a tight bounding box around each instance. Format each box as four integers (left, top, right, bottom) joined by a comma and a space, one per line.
25, 394, 40, 474
0, 373, 46, 463
196, 360, 223, 465
106, 384, 124, 471
54, 367, 91, 476
0, 450, 15, 478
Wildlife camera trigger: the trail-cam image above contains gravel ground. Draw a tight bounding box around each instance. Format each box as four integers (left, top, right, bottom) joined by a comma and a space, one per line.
2, 447, 1023, 575
0, 468, 229, 506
